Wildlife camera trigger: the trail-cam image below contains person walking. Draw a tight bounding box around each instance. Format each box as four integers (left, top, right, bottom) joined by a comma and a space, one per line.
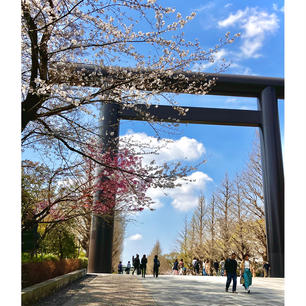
125, 261, 131, 274
173, 259, 179, 275
118, 261, 123, 274
240, 254, 253, 293
141, 254, 147, 278
132, 254, 140, 275
224, 253, 238, 293
132, 256, 135, 274
263, 261, 270, 277
178, 258, 185, 275
202, 260, 207, 275
205, 259, 211, 276
195, 258, 200, 275
220, 258, 225, 276
214, 260, 219, 276
192, 257, 197, 274
153, 255, 160, 278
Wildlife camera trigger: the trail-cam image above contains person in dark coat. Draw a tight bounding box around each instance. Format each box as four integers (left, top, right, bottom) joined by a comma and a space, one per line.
173, 258, 179, 275
195, 258, 200, 274
141, 254, 148, 278
132, 254, 140, 275
224, 253, 238, 293
214, 260, 220, 275
153, 255, 160, 278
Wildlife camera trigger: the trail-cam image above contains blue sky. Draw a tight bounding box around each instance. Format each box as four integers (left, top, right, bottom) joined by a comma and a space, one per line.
120, 0, 284, 264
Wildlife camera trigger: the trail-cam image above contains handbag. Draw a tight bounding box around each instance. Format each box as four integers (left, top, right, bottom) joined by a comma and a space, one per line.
240, 275, 245, 285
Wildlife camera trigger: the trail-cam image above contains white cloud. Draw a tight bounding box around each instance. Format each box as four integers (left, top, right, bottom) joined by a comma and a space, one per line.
147, 171, 213, 212
242, 11, 279, 38
128, 233, 142, 241
240, 39, 263, 58
119, 132, 210, 211
218, 7, 279, 58
158, 136, 205, 161
120, 132, 206, 165
218, 9, 247, 27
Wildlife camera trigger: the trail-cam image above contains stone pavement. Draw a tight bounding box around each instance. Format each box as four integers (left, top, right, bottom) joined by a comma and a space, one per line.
35, 273, 284, 306
141, 275, 284, 306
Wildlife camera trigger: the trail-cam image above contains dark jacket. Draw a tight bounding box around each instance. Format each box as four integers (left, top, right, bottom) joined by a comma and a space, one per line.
141, 257, 147, 267
224, 258, 237, 274
134, 257, 140, 268
263, 263, 270, 270
173, 261, 178, 270
154, 258, 160, 268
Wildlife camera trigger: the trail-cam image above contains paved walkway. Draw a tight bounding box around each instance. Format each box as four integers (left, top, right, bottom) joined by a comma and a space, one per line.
141, 275, 284, 306
35, 274, 284, 306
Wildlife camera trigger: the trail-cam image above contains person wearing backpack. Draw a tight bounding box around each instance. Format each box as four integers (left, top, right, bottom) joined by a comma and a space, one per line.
153, 255, 160, 278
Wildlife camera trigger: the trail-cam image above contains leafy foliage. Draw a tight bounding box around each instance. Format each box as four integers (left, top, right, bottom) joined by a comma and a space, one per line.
39, 223, 78, 259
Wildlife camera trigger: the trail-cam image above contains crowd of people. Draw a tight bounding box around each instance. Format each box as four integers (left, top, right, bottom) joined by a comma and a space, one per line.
117, 252, 271, 294
118, 254, 160, 278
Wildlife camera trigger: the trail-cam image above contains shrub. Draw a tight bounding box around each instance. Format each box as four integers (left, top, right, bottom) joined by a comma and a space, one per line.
22, 253, 59, 263
22, 257, 87, 288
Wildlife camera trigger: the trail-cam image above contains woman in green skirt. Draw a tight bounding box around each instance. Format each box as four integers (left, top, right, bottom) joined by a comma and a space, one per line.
240, 254, 254, 293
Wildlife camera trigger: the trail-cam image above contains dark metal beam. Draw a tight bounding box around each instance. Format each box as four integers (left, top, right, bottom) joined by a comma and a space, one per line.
49, 62, 284, 99
119, 104, 262, 127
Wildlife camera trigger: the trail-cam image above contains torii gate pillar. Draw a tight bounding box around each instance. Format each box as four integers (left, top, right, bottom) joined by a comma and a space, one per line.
259, 87, 284, 277
88, 102, 120, 273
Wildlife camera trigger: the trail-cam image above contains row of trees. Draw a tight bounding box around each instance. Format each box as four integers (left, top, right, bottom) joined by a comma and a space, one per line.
175, 139, 267, 266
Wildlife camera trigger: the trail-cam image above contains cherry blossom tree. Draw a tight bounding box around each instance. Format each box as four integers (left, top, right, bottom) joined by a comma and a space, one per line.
22, 142, 155, 255
21, 0, 238, 172
22, 143, 155, 232
21, 1, 238, 258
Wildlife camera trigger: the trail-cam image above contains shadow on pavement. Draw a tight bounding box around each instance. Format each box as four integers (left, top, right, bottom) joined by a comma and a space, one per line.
34, 274, 98, 306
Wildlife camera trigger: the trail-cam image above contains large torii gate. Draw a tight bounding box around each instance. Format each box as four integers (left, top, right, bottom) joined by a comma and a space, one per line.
50, 63, 284, 277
